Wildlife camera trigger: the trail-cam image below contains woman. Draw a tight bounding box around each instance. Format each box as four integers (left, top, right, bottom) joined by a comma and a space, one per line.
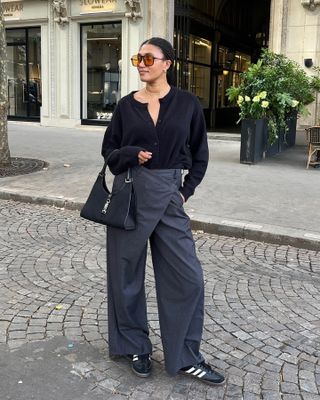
101, 37, 225, 386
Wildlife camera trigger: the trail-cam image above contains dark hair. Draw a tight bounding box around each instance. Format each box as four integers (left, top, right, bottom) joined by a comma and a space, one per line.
140, 37, 176, 86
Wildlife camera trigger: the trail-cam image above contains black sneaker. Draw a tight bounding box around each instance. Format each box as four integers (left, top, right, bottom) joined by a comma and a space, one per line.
128, 354, 152, 377
180, 361, 225, 386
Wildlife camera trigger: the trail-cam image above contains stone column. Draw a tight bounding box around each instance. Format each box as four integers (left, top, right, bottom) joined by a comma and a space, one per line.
146, 0, 174, 42
269, 0, 288, 54
42, 0, 76, 127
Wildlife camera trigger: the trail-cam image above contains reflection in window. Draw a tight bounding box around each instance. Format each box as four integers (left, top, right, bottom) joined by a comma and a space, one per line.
6, 29, 25, 44
188, 35, 211, 64
28, 28, 41, 117
187, 64, 211, 108
217, 47, 250, 108
81, 23, 121, 122
187, 35, 212, 108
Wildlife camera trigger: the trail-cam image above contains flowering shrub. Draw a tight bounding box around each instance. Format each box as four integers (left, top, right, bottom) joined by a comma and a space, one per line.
227, 49, 320, 144
236, 90, 271, 120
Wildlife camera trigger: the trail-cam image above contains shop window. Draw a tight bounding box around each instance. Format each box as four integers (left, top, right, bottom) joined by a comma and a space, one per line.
6, 27, 41, 119
81, 22, 121, 124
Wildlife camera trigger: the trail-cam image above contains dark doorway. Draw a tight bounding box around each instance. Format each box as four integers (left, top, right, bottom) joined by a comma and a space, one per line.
174, 0, 271, 130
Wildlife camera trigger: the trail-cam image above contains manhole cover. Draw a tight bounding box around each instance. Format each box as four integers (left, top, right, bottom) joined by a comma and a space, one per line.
0, 157, 49, 178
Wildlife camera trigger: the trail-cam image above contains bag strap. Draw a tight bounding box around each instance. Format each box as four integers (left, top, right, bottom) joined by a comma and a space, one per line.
100, 149, 133, 183
99, 149, 120, 176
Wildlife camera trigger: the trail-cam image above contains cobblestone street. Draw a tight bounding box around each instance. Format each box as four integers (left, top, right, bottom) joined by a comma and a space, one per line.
0, 199, 319, 400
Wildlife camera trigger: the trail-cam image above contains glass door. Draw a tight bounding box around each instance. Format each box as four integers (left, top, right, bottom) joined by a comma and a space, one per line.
81, 22, 122, 124
6, 28, 41, 120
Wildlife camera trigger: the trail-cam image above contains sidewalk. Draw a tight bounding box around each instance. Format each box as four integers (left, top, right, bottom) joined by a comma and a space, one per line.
1, 121, 320, 250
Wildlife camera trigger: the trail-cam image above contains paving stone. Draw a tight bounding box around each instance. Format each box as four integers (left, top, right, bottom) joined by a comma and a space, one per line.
301, 394, 320, 400
8, 331, 26, 339
243, 393, 260, 400
262, 378, 279, 391
281, 382, 300, 394
261, 391, 281, 400
300, 370, 316, 380
299, 380, 319, 394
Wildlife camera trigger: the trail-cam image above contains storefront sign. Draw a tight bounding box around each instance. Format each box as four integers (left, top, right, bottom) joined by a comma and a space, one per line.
2, 1, 23, 20
80, 0, 117, 14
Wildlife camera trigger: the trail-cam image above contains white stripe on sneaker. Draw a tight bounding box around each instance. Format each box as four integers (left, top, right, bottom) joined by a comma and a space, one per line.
198, 371, 207, 378
185, 367, 196, 373
133, 355, 138, 361
192, 368, 203, 376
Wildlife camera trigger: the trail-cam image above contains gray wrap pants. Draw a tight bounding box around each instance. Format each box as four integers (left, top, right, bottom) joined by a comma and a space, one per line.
106, 166, 204, 376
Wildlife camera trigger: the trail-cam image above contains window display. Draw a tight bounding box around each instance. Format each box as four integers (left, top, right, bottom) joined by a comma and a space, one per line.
81, 22, 121, 123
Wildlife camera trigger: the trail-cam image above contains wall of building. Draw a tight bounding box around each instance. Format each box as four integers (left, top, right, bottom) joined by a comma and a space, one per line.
270, 0, 320, 143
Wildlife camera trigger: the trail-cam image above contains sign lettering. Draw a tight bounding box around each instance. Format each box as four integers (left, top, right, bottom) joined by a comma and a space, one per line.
80, 0, 116, 13
3, 2, 23, 20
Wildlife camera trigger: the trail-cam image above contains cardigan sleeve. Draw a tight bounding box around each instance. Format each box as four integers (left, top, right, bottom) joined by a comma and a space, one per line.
101, 102, 144, 175
179, 97, 209, 201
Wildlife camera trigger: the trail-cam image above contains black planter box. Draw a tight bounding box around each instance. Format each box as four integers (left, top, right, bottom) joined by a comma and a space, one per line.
240, 118, 267, 164
240, 117, 297, 164
265, 136, 280, 157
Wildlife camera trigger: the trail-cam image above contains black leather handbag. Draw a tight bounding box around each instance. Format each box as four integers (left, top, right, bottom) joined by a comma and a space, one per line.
80, 155, 136, 230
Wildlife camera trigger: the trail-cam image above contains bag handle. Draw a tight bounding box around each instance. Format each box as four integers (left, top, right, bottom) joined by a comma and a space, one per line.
100, 149, 119, 176
100, 149, 133, 183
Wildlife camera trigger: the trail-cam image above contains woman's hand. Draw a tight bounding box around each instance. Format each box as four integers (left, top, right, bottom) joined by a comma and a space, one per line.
138, 150, 152, 165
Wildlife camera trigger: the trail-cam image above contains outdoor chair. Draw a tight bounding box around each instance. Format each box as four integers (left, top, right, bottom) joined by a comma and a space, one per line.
305, 126, 320, 169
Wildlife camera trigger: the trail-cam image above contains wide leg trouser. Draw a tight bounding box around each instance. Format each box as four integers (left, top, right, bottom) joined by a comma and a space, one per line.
106, 166, 204, 376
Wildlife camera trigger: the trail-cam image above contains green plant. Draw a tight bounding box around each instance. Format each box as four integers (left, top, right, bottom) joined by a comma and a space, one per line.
227, 49, 319, 144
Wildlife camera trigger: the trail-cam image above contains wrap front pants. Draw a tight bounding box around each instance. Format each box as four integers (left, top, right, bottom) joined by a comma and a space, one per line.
106, 166, 204, 376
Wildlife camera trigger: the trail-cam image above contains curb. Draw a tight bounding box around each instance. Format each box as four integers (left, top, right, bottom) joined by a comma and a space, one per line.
190, 219, 320, 252
1, 190, 320, 252
0, 191, 82, 211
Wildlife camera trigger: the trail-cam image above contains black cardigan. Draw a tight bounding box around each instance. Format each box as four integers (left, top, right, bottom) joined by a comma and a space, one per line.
101, 86, 209, 201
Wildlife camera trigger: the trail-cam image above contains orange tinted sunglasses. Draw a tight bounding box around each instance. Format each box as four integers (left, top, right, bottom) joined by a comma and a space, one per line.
131, 53, 165, 67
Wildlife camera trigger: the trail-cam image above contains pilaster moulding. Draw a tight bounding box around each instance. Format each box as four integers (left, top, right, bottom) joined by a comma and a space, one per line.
52, 0, 69, 25
301, 0, 320, 10
49, 1, 56, 117
124, 0, 142, 21
269, 0, 288, 54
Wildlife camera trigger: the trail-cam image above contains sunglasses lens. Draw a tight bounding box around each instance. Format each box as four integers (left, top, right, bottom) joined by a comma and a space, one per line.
131, 55, 139, 66
144, 55, 154, 66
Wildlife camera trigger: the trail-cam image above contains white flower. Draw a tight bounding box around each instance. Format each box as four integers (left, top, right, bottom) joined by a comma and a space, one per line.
252, 96, 260, 102
245, 96, 251, 102
237, 95, 244, 104
291, 100, 299, 107
259, 91, 267, 99
261, 101, 269, 108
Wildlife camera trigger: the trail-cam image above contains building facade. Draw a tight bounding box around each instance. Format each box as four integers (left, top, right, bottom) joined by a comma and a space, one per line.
3, 0, 173, 127
3, 0, 320, 134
